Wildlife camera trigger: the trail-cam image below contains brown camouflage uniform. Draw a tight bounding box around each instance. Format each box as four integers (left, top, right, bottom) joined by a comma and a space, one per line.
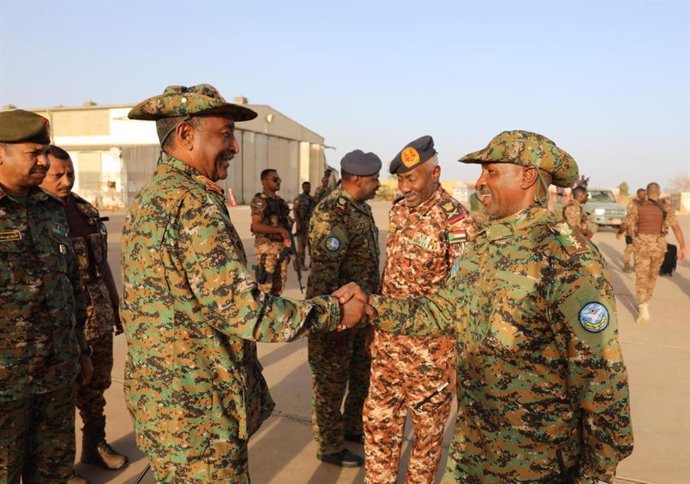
563, 198, 589, 234
369, 204, 633, 483
0, 186, 87, 483
250, 190, 292, 296
306, 187, 380, 456
626, 197, 676, 304
314, 185, 332, 205
364, 187, 469, 484
121, 154, 342, 482
293, 192, 316, 267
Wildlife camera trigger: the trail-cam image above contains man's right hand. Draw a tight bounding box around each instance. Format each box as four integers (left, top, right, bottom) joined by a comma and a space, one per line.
338, 295, 374, 330
279, 227, 292, 247
333, 282, 369, 305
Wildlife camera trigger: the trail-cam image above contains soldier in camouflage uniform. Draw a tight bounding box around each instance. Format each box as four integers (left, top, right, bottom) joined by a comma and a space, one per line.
336, 130, 634, 483
40, 145, 129, 474
364, 136, 472, 484
563, 185, 593, 239
293, 180, 316, 268
618, 188, 647, 272
250, 169, 292, 296
314, 169, 333, 204
0, 110, 93, 484
626, 182, 685, 323
121, 84, 367, 483
307, 150, 381, 467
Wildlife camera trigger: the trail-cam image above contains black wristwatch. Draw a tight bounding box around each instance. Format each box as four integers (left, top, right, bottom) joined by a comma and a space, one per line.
81, 345, 93, 357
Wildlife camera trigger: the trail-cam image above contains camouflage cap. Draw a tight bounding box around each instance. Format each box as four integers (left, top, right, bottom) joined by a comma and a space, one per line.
458, 130, 578, 188
0, 109, 51, 144
389, 135, 437, 174
128, 84, 258, 121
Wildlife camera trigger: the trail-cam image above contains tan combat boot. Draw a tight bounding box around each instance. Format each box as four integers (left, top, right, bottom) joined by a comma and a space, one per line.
636, 303, 651, 324
81, 416, 129, 470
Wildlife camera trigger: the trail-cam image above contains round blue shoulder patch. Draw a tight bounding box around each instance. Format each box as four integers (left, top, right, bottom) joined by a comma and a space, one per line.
578, 302, 610, 333
325, 236, 341, 252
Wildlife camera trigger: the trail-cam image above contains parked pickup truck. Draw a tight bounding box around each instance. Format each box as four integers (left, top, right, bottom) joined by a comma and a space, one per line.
584, 188, 627, 231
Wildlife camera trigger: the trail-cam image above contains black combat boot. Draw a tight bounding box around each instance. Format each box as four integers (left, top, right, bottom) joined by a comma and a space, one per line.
81, 415, 129, 470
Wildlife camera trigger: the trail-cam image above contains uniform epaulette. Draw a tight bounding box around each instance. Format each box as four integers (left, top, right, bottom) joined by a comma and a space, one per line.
550, 222, 590, 256
334, 195, 349, 214
441, 199, 465, 225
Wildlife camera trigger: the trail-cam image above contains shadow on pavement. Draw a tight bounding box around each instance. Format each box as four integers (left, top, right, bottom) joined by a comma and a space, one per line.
596, 241, 638, 317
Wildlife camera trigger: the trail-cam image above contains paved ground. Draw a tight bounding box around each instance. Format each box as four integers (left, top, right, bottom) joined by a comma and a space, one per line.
74, 202, 690, 484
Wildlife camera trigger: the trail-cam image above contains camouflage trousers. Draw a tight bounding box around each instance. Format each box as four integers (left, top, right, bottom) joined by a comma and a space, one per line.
255, 241, 288, 296
146, 436, 249, 484
633, 234, 666, 304
77, 331, 113, 423
296, 232, 309, 267
0, 382, 76, 483
364, 331, 455, 484
308, 328, 371, 455
623, 239, 634, 267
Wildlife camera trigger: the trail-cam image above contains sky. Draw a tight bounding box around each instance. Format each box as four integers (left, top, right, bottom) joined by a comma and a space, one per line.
1, 0, 688, 190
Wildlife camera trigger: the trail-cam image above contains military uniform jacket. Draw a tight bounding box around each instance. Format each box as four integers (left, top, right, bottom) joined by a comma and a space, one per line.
563, 199, 588, 231
314, 186, 332, 205
121, 154, 341, 462
64, 193, 116, 340
0, 186, 87, 402
250, 190, 291, 245
293, 193, 316, 233
369, 205, 633, 482
306, 187, 380, 297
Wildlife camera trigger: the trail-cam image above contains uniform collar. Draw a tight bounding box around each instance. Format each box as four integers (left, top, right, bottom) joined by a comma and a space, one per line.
262, 189, 277, 199
160, 153, 225, 198
335, 187, 369, 211
485, 204, 548, 241
0, 185, 52, 205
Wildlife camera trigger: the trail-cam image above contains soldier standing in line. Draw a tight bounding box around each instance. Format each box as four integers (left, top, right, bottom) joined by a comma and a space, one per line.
307, 150, 382, 467
563, 185, 593, 239
314, 169, 333, 204
364, 136, 472, 484
293, 180, 316, 269
618, 188, 647, 272
40, 146, 129, 475
336, 130, 634, 483
626, 182, 685, 323
250, 169, 293, 296
121, 84, 368, 482
0, 110, 93, 484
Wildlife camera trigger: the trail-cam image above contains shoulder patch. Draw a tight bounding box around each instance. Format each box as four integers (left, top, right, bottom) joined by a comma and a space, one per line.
578, 302, 610, 333
324, 236, 342, 252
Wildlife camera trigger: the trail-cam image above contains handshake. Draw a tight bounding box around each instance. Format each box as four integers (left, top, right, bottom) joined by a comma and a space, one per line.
332, 282, 374, 331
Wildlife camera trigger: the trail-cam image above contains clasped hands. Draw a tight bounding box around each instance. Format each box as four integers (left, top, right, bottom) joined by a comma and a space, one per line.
332, 282, 374, 331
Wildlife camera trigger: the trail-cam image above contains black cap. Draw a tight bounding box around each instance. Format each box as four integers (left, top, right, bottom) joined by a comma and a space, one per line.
389, 135, 437, 174
340, 149, 382, 176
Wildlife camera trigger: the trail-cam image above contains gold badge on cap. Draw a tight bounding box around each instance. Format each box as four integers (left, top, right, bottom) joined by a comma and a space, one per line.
401, 147, 420, 167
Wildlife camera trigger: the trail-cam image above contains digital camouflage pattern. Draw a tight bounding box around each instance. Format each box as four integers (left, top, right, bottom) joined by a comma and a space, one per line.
365, 187, 470, 484
0, 186, 86, 482
459, 130, 578, 188
314, 185, 332, 204
626, 199, 677, 303
121, 154, 342, 482
293, 192, 316, 266
307, 187, 380, 455
369, 204, 633, 483
250, 190, 292, 295
127, 84, 257, 121
563, 199, 589, 234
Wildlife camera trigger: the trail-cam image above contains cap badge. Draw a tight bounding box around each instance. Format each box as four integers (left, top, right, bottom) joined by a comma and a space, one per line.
401, 147, 420, 168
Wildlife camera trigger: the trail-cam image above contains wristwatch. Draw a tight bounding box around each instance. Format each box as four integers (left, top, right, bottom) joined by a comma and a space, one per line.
81, 344, 93, 357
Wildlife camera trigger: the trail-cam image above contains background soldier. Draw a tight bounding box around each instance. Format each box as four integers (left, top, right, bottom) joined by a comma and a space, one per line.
314, 169, 333, 204
618, 188, 647, 272
0, 110, 93, 484
307, 150, 381, 467
364, 136, 471, 483
337, 130, 634, 483
626, 182, 685, 323
250, 169, 292, 295
40, 146, 129, 474
293, 180, 316, 268
563, 185, 593, 238
121, 84, 367, 482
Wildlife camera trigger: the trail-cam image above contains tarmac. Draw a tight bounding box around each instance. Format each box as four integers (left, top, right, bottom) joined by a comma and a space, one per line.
74, 201, 690, 484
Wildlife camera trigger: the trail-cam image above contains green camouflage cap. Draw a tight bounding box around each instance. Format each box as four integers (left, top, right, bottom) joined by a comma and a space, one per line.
0, 109, 51, 144
128, 84, 258, 121
458, 130, 578, 188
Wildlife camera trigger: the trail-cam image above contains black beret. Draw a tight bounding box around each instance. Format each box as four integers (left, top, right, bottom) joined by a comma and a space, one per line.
389, 135, 437, 174
0, 110, 51, 144
340, 149, 382, 176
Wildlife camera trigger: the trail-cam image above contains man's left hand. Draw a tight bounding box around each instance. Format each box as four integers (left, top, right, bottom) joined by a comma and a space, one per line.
79, 354, 94, 386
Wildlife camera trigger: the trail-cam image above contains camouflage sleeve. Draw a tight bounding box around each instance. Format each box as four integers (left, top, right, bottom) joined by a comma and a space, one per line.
305, 210, 350, 297
563, 204, 581, 228
368, 283, 459, 337
549, 252, 633, 481
666, 205, 678, 226
625, 202, 638, 235
67, 243, 88, 351
176, 191, 341, 340
249, 194, 266, 217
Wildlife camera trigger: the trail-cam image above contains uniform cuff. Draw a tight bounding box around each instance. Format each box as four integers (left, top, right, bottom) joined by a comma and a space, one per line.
306, 295, 341, 332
